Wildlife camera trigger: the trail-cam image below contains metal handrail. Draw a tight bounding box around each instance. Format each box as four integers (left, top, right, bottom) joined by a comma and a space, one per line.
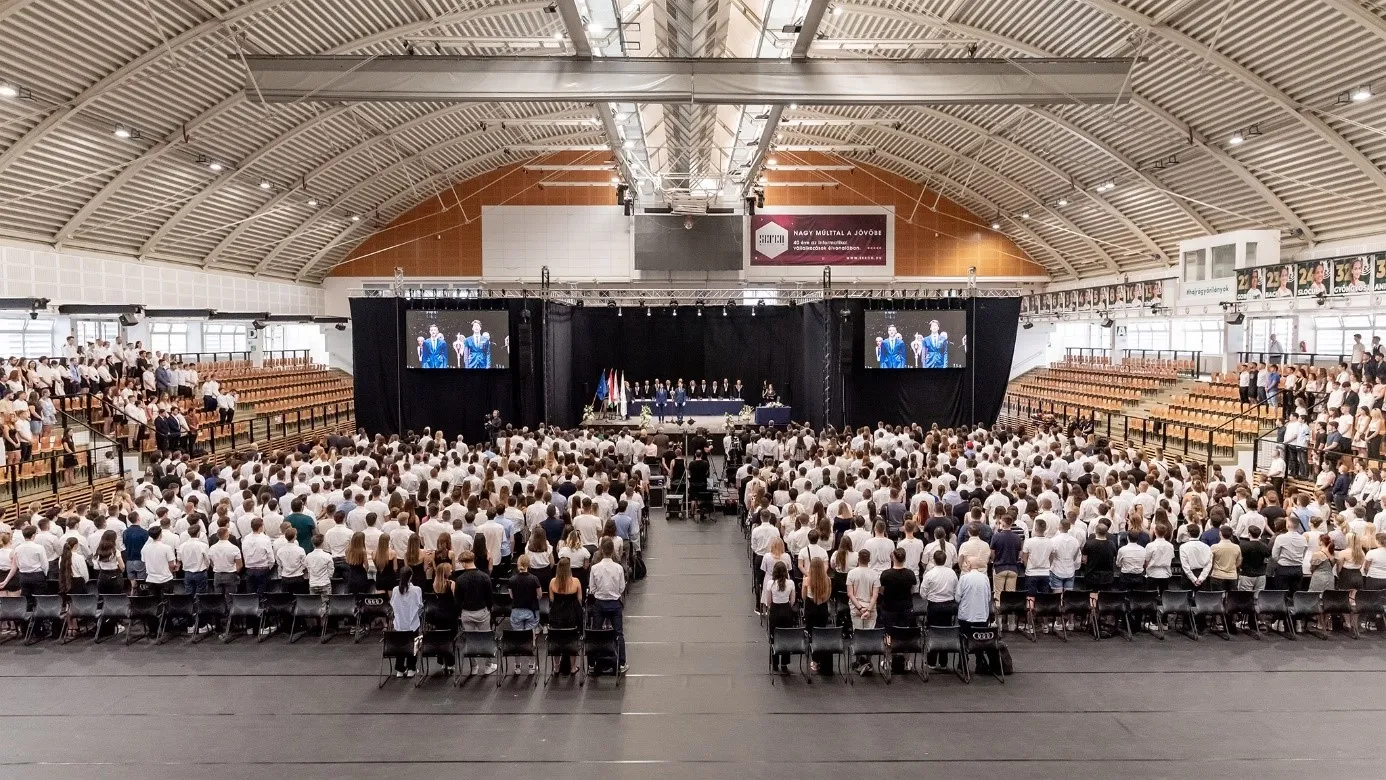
1000, 394, 1229, 470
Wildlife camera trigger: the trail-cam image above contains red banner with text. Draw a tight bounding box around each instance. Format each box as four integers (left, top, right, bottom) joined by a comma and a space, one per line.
749, 213, 888, 266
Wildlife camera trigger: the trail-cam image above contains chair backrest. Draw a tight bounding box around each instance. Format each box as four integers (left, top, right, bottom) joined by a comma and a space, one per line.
358, 594, 390, 618
419, 629, 456, 655
1321, 589, 1353, 612
771, 627, 807, 652
849, 627, 887, 654
545, 627, 583, 654
459, 629, 498, 657
1224, 590, 1255, 613
128, 596, 161, 618
294, 595, 324, 614
101, 594, 132, 617
808, 626, 845, 650
164, 594, 195, 615
67, 594, 100, 616
998, 591, 1028, 612
325, 594, 358, 616
961, 622, 1000, 648
0, 596, 29, 620
229, 594, 261, 615
1291, 591, 1322, 615
924, 624, 960, 651
1192, 591, 1226, 612
1033, 592, 1063, 614
32, 595, 64, 618
500, 628, 536, 654
1062, 590, 1092, 612
196, 594, 228, 615
1161, 590, 1192, 612
583, 628, 619, 661
1353, 588, 1386, 611
1254, 590, 1289, 613
381, 630, 417, 657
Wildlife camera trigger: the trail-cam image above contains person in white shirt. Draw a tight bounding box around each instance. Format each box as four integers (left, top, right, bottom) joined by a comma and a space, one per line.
178, 524, 211, 596
845, 550, 880, 674
1020, 519, 1053, 593
208, 527, 242, 595
1049, 519, 1082, 591
1179, 524, 1213, 590
588, 538, 627, 671
895, 521, 924, 573
275, 527, 308, 592
241, 517, 276, 599
861, 521, 895, 571
1143, 524, 1175, 592
141, 526, 178, 599
305, 534, 335, 596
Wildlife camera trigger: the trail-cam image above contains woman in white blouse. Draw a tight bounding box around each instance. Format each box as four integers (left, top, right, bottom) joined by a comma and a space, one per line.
388, 567, 423, 677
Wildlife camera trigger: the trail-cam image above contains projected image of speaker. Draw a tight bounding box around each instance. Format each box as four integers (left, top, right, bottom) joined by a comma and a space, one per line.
405, 309, 510, 369
864, 310, 967, 369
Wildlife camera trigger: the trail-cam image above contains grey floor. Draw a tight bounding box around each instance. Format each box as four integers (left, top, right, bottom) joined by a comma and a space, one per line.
2, 510, 1385, 779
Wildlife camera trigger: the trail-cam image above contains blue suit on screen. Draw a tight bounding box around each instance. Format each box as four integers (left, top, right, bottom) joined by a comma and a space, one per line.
420, 334, 449, 368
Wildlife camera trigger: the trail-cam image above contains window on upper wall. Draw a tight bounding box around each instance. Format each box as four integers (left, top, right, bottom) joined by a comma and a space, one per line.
1247, 317, 1294, 352
1124, 321, 1171, 351
1056, 321, 1103, 351
1313, 315, 1386, 357
203, 323, 248, 353
148, 322, 188, 356
73, 319, 118, 348
1171, 319, 1224, 355
0, 317, 55, 358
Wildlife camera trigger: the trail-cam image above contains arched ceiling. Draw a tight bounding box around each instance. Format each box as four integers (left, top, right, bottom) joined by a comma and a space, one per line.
0, 0, 1383, 283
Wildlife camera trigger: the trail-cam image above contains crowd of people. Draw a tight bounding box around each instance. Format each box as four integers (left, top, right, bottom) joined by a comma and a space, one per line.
0, 338, 241, 462
0, 426, 648, 677
732, 420, 1386, 674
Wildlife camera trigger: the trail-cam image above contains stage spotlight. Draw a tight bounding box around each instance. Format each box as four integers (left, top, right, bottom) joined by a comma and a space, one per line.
672, 307, 677, 317
1100, 315, 1115, 328
722, 306, 728, 316
647, 307, 651, 317
1224, 311, 1244, 325
696, 306, 703, 316
617, 307, 623, 317
607, 300, 616, 308
575, 299, 584, 308
1022, 319, 1033, 330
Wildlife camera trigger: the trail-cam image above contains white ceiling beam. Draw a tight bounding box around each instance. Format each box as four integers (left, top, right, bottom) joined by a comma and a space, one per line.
261, 128, 605, 275
242, 55, 1138, 105
1022, 106, 1216, 235
132, 105, 353, 259
1077, 0, 1386, 199
0, 0, 38, 25
814, 124, 1124, 268
1317, 0, 1386, 46
833, 3, 1314, 263
870, 149, 1076, 278
0, 0, 297, 180
1128, 95, 1315, 241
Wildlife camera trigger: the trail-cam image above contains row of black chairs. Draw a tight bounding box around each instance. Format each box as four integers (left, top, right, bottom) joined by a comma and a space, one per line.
378, 627, 622, 688
993, 588, 1384, 641
767, 622, 1006, 685
0, 592, 391, 645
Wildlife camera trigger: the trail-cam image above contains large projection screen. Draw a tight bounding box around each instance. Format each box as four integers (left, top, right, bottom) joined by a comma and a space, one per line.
634, 215, 744, 271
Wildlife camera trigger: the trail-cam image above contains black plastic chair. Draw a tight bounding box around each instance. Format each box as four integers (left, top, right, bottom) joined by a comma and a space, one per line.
321, 594, 358, 643
491, 589, 513, 627
288, 595, 324, 642
1031, 592, 1063, 641
1093, 591, 1132, 641
847, 627, 889, 684
959, 623, 1005, 684
582, 628, 622, 685
126, 596, 161, 644
886, 624, 925, 682
378, 630, 418, 688
456, 630, 499, 684
1127, 590, 1162, 638
1353, 588, 1386, 635
157, 595, 196, 643
1192, 591, 1230, 640
259, 593, 296, 641
194, 594, 228, 641
94, 594, 130, 643
922, 624, 964, 682
498, 629, 539, 686
223, 594, 262, 642
1254, 589, 1293, 639
356, 594, 392, 642
997, 591, 1029, 636
769, 627, 810, 683
1158, 590, 1195, 638
24, 595, 64, 644
1061, 590, 1092, 638
1225, 590, 1258, 638
1291, 591, 1325, 639
416, 629, 458, 685
0, 595, 30, 643
808, 626, 847, 681
1321, 590, 1358, 639
63, 594, 101, 643
544, 627, 585, 686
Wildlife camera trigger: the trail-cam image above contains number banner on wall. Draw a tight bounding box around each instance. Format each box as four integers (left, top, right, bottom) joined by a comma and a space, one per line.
749, 214, 888, 266
1332, 254, 1375, 295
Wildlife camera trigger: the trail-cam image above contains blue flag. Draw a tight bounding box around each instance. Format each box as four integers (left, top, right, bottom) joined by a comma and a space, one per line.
596, 371, 608, 400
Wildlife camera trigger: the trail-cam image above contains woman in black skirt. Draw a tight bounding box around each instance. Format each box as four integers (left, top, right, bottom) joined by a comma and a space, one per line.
766, 561, 797, 673
801, 557, 833, 672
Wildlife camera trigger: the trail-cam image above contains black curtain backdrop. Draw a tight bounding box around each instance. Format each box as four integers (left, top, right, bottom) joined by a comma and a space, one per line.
352, 296, 1019, 436
835, 297, 1020, 429
557, 304, 805, 428
350, 297, 543, 442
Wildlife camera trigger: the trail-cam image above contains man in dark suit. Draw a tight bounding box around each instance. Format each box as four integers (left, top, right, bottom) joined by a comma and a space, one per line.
1330, 461, 1355, 510
698, 379, 709, 399
153, 409, 178, 453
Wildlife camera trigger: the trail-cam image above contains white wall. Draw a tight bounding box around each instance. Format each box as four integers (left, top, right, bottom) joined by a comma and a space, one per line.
0, 237, 324, 313
482, 205, 633, 282
1010, 322, 1055, 379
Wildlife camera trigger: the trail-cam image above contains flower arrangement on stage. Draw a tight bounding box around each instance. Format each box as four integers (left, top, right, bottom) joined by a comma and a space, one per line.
762, 401, 785, 408
582, 404, 595, 421
639, 405, 652, 428
739, 405, 755, 418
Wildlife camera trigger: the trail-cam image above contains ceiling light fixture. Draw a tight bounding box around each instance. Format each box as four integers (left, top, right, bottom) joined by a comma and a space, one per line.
990, 220, 1001, 230
1020, 212, 1030, 220
788, 102, 798, 109
1056, 196, 1068, 207
622, 139, 634, 149
306, 198, 318, 207
259, 180, 272, 190
552, 32, 564, 41
1351, 85, 1373, 102
1229, 130, 1245, 145
832, 4, 843, 14
113, 125, 132, 140
767, 157, 778, 166
0, 82, 17, 99
350, 214, 361, 222
207, 160, 223, 172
